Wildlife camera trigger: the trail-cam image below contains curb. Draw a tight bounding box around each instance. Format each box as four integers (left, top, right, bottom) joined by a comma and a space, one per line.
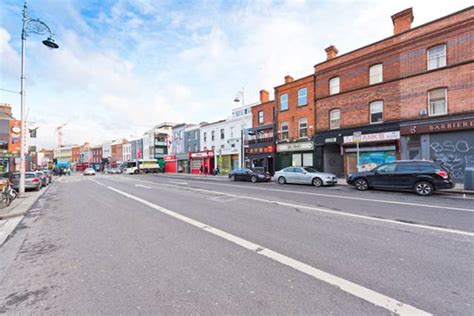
0, 185, 50, 220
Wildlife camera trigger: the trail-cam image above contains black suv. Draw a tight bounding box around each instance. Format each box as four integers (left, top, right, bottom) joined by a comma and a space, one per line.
229, 168, 271, 183
346, 160, 455, 196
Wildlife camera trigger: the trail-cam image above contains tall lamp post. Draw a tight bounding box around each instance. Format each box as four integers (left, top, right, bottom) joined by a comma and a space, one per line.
234, 89, 245, 168
19, 1, 59, 196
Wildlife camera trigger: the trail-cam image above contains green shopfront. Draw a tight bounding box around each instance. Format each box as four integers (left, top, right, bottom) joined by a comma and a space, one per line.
276, 141, 315, 171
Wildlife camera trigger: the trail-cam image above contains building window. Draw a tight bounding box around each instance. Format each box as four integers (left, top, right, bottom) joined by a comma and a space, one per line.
281, 122, 289, 140
329, 109, 340, 129
298, 118, 308, 138
298, 88, 307, 106
329, 77, 340, 95
280, 94, 288, 111
220, 128, 225, 139
194, 131, 198, 140
369, 64, 383, 85
258, 111, 264, 125
230, 126, 234, 138
427, 45, 446, 70
369, 101, 384, 124
428, 88, 447, 116
203, 132, 207, 142
187, 145, 191, 152
211, 131, 215, 141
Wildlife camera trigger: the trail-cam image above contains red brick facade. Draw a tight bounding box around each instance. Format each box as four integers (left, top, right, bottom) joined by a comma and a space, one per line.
315, 6, 474, 131
71, 146, 80, 163
251, 92, 275, 128
275, 75, 315, 141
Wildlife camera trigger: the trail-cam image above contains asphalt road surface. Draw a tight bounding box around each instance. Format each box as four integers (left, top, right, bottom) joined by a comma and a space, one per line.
0, 173, 472, 315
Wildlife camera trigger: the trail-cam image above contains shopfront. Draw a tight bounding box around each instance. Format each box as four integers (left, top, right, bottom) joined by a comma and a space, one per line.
176, 153, 189, 173
245, 145, 274, 174
276, 141, 315, 171
217, 148, 240, 175
189, 150, 214, 174
314, 122, 400, 176
400, 114, 474, 182
163, 154, 177, 173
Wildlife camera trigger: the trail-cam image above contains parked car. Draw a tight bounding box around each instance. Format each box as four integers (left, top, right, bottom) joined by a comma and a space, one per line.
229, 168, 271, 183
83, 168, 96, 176
105, 167, 122, 174
42, 170, 53, 184
10, 172, 41, 191
36, 171, 48, 187
346, 160, 455, 196
275, 167, 337, 187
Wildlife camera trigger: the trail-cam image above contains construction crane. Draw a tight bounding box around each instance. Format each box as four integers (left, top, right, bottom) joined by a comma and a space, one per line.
56, 122, 68, 149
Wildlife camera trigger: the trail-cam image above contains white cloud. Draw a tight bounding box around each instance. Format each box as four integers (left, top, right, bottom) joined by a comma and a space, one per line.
0, 27, 20, 80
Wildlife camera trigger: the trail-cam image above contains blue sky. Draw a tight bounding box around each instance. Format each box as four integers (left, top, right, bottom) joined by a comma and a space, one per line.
0, 0, 471, 148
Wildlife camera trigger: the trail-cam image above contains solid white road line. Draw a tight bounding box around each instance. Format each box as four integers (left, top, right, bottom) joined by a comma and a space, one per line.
156, 177, 474, 213
116, 177, 474, 237
134, 184, 151, 189
89, 178, 431, 316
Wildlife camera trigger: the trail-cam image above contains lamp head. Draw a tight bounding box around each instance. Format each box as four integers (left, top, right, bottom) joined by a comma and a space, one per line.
233, 97, 240, 103
42, 37, 59, 49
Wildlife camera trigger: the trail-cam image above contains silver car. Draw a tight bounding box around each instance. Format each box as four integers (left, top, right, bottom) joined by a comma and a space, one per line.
274, 167, 338, 187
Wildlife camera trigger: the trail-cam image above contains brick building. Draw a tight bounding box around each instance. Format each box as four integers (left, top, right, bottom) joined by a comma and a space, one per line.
274, 74, 316, 170
246, 89, 276, 173
312, 6, 473, 178
71, 145, 80, 163
111, 139, 126, 166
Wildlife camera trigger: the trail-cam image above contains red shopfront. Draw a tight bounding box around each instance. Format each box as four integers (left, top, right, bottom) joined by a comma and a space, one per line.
163, 154, 177, 173
189, 150, 214, 174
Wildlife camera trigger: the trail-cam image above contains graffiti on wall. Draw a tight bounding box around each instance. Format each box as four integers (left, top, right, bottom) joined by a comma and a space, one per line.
430, 134, 474, 181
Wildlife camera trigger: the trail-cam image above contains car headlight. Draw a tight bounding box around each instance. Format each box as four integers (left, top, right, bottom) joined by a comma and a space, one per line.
258, 174, 265, 178
325, 176, 331, 180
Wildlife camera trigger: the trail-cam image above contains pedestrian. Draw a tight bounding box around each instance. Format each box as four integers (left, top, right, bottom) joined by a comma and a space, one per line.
204, 165, 208, 176
200, 164, 203, 175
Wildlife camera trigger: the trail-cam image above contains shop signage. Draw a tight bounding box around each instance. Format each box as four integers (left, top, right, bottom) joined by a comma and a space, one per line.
163, 154, 176, 161
352, 131, 362, 142
220, 148, 239, 155
400, 118, 474, 135
325, 137, 337, 143
190, 151, 214, 158
246, 145, 273, 154
343, 131, 400, 144
277, 142, 314, 152
8, 120, 21, 153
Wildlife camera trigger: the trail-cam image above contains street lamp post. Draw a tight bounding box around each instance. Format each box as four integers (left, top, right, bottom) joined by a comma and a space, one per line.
234, 89, 245, 168
19, 1, 59, 196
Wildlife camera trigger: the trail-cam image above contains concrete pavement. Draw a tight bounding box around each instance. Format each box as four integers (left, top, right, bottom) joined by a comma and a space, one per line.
0, 173, 472, 314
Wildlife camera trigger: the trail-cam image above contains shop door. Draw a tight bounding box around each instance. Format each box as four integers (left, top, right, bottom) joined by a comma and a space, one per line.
278, 153, 291, 170
324, 144, 343, 176
267, 157, 274, 175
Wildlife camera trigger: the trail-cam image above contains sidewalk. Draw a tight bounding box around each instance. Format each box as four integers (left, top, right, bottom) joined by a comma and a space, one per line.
0, 188, 48, 246
157, 172, 474, 195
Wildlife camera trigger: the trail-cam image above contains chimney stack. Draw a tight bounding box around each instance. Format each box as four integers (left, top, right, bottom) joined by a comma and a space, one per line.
325, 45, 339, 60
391, 8, 413, 35
284, 75, 294, 83
259, 89, 269, 103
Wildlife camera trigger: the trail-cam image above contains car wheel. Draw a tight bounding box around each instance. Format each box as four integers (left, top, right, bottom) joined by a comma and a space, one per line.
134, 170, 140, 175
354, 178, 369, 191
250, 176, 257, 183
312, 177, 323, 187
230, 175, 236, 181
278, 176, 286, 184
414, 181, 434, 196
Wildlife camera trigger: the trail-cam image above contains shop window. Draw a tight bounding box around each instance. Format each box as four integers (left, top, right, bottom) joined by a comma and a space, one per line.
258, 111, 264, 125
369, 64, 383, 85
298, 88, 307, 106
211, 131, 215, 141
281, 122, 289, 140
427, 45, 446, 70
299, 118, 308, 137
369, 101, 383, 124
428, 88, 447, 116
329, 77, 340, 95
280, 94, 288, 111
329, 109, 340, 129
292, 154, 302, 166
220, 128, 225, 139
303, 153, 313, 166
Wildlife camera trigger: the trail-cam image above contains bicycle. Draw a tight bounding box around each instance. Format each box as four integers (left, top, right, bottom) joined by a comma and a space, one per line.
1, 181, 18, 208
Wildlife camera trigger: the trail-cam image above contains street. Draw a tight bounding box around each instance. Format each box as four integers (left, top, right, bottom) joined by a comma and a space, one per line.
0, 174, 473, 315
